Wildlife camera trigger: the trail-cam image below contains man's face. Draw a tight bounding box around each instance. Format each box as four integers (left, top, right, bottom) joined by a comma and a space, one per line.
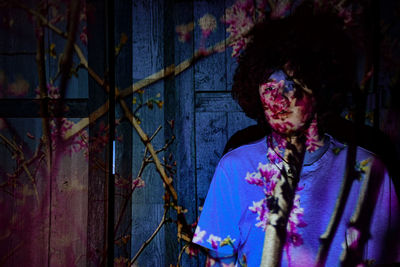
259, 70, 314, 135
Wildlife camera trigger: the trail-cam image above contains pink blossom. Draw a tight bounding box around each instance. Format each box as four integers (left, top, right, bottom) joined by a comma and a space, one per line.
80, 26, 88, 46
267, 147, 282, 164
207, 234, 222, 249
305, 117, 323, 153
206, 256, 216, 267
258, 162, 280, 192
245, 157, 306, 248
249, 199, 269, 230
35, 83, 60, 99
192, 226, 206, 244
185, 243, 199, 257
245, 171, 264, 186
49, 118, 89, 156
132, 177, 145, 189
222, 0, 267, 58
198, 14, 217, 38
176, 22, 194, 43
344, 226, 360, 250
271, 132, 287, 150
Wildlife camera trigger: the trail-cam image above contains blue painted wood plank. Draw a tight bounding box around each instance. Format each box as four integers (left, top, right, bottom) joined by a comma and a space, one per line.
132, 0, 165, 80
131, 1, 166, 266
194, 1, 227, 92
131, 203, 166, 266
114, 0, 133, 261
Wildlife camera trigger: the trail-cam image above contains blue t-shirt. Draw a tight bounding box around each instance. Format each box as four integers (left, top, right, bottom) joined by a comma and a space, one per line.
193, 135, 399, 266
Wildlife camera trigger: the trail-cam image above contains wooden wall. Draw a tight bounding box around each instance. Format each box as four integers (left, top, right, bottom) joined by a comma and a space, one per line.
1, 0, 398, 266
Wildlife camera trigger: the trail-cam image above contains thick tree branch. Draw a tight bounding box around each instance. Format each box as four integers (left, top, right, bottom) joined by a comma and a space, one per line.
261, 136, 306, 267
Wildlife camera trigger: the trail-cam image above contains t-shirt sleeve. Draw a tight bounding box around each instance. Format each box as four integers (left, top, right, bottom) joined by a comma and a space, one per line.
366, 163, 400, 263
192, 161, 241, 257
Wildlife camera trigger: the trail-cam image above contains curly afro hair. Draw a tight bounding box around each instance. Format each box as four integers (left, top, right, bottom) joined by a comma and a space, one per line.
231, 2, 357, 133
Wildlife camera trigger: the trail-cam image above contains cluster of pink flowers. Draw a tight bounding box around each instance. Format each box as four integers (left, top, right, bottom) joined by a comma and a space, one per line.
175, 22, 195, 43
49, 118, 89, 156
222, 0, 267, 58
246, 145, 307, 248
305, 117, 323, 153
34, 83, 60, 99
198, 13, 217, 38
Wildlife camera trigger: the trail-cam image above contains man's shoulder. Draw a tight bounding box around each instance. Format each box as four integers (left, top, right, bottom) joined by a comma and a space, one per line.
218, 138, 266, 169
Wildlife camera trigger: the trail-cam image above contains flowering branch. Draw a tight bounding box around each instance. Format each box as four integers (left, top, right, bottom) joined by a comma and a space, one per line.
261, 136, 306, 267
113, 125, 165, 236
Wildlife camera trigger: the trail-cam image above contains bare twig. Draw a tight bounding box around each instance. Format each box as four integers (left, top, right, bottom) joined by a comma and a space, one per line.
0, 241, 23, 266
0, 134, 40, 203
176, 243, 189, 267
113, 126, 163, 235
130, 207, 169, 265
120, 97, 192, 241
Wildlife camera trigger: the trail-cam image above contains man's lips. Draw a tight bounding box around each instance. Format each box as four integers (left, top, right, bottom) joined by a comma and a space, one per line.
271, 110, 291, 119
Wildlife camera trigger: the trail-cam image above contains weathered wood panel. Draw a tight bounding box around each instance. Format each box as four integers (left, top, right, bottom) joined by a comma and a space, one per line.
86, 0, 109, 265
0, 0, 38, 99
194, 0, 227, 92
114, 0, 133, 262
0, 118, 50, 266
173, 1, 199, 266
131, 1, 166, 266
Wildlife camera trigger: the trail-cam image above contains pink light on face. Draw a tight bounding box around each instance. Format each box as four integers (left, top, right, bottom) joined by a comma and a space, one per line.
259, 71, 315, 135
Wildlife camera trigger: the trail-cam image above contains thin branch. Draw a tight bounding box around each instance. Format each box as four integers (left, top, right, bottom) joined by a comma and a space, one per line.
119, 98, 177, 201
176, 243, 189, 267
149, 125, 162, 141
130, 207, 169, 265
113, 125, 163, 235
9, 151, 44, 179
0, 241, 23, 266
0, 134, 40, 203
